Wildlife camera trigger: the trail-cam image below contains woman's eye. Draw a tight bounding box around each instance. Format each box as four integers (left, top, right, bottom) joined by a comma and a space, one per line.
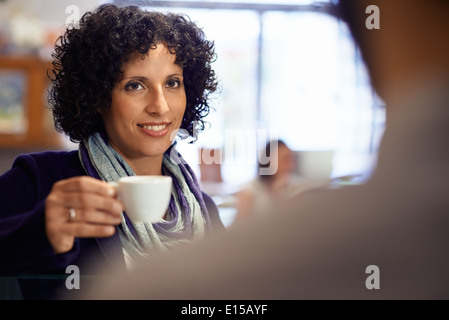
125, 82, 144, 91
166, 79, 182, 88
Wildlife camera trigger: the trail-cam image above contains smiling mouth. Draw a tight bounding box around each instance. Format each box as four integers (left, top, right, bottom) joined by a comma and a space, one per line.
137, 123, 169, 131
137, 123, 171, 138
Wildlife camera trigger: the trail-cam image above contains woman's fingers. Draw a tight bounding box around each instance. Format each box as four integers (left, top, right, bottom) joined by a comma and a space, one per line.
47, 219, 117, 254
67, 207, 122, 225
53, 176, 117, 196
49, 191, 123, 221
47, 176, 123, 220
45, 176, 124, 254
64, 221, 117, 238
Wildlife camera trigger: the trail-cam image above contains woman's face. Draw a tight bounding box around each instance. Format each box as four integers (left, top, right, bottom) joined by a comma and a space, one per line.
101, 43, 186, 174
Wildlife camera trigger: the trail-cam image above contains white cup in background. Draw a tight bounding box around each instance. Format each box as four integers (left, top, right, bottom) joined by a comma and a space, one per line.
109, 175, 172, 223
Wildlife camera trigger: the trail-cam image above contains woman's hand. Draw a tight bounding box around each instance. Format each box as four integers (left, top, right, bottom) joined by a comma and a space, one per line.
45, 176, 124, 254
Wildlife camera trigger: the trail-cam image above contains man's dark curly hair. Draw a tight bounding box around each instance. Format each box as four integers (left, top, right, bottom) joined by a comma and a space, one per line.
48, 4, 218, 142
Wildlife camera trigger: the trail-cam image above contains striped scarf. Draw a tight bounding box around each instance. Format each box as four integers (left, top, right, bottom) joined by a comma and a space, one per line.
79, 132, 212, 270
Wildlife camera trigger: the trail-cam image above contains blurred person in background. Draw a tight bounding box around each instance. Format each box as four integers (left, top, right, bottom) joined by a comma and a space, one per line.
0, 4, 223, 300
233, 139, 313, 225
85, 0, 449, 299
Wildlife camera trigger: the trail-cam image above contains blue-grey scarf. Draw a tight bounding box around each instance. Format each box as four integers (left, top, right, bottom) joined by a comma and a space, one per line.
79, 132, 212, 269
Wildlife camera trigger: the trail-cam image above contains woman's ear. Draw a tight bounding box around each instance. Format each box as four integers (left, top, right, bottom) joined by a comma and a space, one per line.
96, 102, 110, 115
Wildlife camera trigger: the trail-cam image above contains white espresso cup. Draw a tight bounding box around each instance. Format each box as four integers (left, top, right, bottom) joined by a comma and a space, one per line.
110, 175, 172, 223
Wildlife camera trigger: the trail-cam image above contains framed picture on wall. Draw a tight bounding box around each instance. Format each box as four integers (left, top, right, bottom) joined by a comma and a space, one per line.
0, 55, 63, 148
0, 69, 27, 135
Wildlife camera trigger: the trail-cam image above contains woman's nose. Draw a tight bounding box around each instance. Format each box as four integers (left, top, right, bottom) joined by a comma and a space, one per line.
145, 88, 169, 115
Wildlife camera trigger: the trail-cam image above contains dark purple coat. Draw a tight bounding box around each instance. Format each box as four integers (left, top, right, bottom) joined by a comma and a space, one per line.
0, 150, 224, 299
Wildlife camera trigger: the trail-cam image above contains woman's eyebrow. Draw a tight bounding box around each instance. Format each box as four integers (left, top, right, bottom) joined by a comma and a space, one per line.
166, 73, 183, 78
121, 73, 183, 82
121, 74, 147, 80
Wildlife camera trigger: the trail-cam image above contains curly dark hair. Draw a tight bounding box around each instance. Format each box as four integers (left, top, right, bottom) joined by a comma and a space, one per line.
48, 4, 218, 142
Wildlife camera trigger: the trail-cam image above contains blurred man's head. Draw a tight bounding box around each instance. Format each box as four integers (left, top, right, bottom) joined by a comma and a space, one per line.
338, 0, 449, 104
258, 140, 295, 183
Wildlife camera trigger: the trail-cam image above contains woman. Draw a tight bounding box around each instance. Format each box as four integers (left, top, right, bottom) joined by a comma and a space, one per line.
0, 4, 222, 299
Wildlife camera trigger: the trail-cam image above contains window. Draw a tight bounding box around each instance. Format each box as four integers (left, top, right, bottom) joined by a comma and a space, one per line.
260, 10, 385, 180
